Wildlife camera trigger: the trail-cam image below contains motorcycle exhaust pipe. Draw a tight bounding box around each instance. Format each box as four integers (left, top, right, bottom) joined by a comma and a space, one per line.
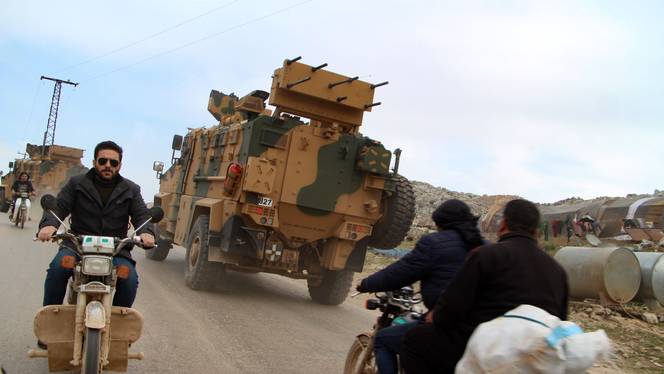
128, 352, 145, 360
27, 349, 48, 358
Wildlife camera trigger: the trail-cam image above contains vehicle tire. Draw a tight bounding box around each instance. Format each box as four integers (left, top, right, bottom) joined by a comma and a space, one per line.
344, 334, 375, 374
14, 208, 20, 227
184, 215, 224, 290
369, 174, 415, 249
81, 328, 101, 374
307, 269, 353, 305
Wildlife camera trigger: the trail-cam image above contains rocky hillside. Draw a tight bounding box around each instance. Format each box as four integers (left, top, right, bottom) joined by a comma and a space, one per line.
406, 182, 664, 243
406, 181, 519, 241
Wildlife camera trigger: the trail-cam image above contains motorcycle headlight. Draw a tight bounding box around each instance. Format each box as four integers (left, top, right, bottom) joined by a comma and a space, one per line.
81, 256, 112, 276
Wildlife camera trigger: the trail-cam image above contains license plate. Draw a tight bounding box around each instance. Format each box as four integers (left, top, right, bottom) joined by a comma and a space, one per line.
258, 197, 273, 207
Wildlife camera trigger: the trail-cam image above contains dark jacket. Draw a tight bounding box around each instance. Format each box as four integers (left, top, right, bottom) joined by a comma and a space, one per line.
12, 180, 34, 194
432, 232, 569, 368
359, 230, 470, 310
39, 169, 155, 258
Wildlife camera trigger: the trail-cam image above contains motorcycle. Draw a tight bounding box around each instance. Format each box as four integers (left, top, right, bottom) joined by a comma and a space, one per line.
344, 286, 423, 374
27, 194, 164, 374
11, 192, 30, 229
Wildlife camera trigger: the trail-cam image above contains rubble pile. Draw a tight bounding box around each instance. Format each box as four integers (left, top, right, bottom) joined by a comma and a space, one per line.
407, 181, 518, 241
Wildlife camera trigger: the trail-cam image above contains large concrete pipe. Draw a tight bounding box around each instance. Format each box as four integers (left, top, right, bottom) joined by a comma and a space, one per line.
554, 247, 641, 304
633, 252, 664, 310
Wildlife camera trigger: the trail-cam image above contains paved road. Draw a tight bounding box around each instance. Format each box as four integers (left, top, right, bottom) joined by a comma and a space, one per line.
0, 212, 374, 373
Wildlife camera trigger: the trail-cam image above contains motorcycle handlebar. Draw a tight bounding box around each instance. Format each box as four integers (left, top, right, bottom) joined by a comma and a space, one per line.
37, 233, 156, 253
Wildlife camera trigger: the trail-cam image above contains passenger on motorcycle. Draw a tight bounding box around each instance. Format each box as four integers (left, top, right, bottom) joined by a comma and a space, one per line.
37, 141, 155, 313
9, 171, 35, 221
355, 199, 484, 374
401, 199, 569, 374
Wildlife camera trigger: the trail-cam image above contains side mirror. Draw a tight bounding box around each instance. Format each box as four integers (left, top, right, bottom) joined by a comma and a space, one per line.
149, 206, 164, 223
41, 194, 58, 211
8, 161, 14, 169
152, 161, 164, 173
171, 135, 183, 151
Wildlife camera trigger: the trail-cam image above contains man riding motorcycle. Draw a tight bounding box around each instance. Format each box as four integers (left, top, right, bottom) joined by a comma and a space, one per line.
9, 171, 36, 221
37, 141, 155, 348
355, 199, 485, 374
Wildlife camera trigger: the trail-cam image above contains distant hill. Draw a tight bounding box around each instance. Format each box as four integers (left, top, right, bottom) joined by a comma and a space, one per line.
407, 181, 519, 240
407, 181, 664, 242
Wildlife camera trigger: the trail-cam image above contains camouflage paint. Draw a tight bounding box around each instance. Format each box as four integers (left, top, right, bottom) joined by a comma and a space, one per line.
237, 116, 300, 163
296, 134, 364, 216
155, 59, 415, 290
3, 144, 87, 201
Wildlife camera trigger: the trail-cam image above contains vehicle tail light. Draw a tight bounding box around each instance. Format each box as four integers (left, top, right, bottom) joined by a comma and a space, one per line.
223, 163, 243, 196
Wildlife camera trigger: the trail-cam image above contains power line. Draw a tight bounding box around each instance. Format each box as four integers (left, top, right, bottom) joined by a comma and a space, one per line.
54, 0, 243, 74
84, 0, 314, 82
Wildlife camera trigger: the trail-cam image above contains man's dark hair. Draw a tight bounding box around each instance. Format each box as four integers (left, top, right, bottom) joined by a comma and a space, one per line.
503, 199, 540, 235
19, 171, 30, 179
94, 141, 123, 161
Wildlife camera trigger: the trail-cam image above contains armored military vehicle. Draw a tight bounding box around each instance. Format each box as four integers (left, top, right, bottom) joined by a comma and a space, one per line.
0, 144, 87, 211
150, 58, 415, 304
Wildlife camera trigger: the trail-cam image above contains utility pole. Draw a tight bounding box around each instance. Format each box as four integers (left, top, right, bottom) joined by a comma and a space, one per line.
40, 76, 78, 153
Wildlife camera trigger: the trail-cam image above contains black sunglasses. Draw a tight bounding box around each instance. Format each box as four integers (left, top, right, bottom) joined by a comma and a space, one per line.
97, 157, 120, 167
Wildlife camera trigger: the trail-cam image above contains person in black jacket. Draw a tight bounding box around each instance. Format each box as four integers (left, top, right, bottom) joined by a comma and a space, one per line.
9, 171, 36, 220
401, 199, 569, 374
37, 141, 155, 309
355, 199, 484, 374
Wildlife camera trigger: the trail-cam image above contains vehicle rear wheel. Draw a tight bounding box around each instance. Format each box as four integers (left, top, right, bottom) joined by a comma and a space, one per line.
81, 328, 101, 374
307, 269, 353, 305
185, 215, 225, 290
344, 334, 375, 374
369, 174, 415, 249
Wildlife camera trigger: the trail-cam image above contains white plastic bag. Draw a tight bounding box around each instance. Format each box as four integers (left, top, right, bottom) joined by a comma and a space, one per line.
455, 305, 611, 373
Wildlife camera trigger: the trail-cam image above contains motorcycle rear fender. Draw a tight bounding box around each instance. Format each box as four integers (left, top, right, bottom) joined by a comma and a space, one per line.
85, 301, 106, 329
355, 332, 372, 345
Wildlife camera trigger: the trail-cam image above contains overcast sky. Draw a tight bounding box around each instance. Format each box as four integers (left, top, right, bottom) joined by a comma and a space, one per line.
1, 0, 661, 203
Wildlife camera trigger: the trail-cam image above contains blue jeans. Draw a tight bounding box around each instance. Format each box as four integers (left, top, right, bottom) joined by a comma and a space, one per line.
374, 321, 419, 374
43, 247, 139, 307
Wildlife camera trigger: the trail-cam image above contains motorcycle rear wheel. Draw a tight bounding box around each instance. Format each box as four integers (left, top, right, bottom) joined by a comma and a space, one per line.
344, 334, 375, 374
81, 328, 101, 374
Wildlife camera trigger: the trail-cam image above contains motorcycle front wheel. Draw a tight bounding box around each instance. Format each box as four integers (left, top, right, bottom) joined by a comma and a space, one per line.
19, 208, 26, 229
81, 328, 101, 374
344, 334, 375, 374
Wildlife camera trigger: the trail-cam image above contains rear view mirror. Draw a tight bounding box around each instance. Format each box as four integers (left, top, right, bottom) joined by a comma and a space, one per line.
171, 135, 183, 151
152, 161, 164, 173
41, 194, 58, 211
149, 207, 164, 223
8, 161, 14, 169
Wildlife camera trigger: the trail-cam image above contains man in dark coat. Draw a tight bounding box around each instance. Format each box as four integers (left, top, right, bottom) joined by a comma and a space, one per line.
9, 171, 35, 220
356, 199, 485, 374
37, 141, 155, 309
401, 199, 569, 374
